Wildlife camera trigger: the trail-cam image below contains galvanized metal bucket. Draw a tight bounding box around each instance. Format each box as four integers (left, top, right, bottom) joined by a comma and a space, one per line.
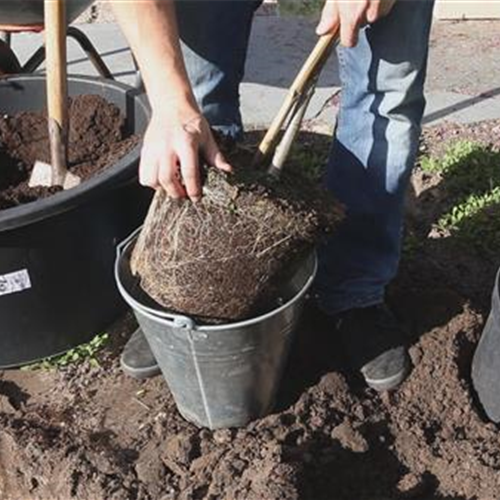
115, 227, 317, 429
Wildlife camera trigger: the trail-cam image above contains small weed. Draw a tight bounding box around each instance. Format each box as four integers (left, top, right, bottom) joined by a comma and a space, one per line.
288, 137, 330, 181
437, 191, 500, 255
402, 231, 424, 259
420, 141, 500, 198
420, 140, 479, 174
279, 0, 323, 17
438, 187, 500, 232
425, 140, 500, 256
21, 333, 110, 371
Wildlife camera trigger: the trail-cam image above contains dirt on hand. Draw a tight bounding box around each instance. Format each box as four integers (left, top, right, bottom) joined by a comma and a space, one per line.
131, 144, 343, 322
0, 94, 140, 210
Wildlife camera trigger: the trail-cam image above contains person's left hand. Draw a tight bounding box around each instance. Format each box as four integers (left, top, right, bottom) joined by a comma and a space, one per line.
316, 0, 397, 47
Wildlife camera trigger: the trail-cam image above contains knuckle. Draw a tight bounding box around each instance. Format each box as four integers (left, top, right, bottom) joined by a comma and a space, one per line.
346, 14, 360, 27
183, 175, 198, 187
158, 173, 172, 187
163, 181, 180, 198
158, 163, 175, 183
180, 159, 199, 178
183, 170, 199, 184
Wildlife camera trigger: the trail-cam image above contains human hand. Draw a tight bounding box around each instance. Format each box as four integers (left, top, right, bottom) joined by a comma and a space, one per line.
139, 110, 232, 202
316, 0, 397, 47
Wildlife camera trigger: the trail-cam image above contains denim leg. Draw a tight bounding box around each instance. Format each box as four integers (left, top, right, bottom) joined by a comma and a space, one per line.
316, 0, 435, 315
175, 0, 261, 139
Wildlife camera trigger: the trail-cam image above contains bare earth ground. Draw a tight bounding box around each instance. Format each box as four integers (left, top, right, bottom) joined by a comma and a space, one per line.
1, 123, 500, 500
427, 20, 500, 96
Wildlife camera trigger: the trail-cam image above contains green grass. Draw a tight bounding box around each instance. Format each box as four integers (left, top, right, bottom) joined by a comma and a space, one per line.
438, 188, 500, 231
420, 140, 480, 174
288, 135, 330, 181
421, 140, 500, 197
278, 0, 323, 17
437, 192, 500, 255
402, 231, 424, 259
419, 140, 500, 256
22, 332, 110, 371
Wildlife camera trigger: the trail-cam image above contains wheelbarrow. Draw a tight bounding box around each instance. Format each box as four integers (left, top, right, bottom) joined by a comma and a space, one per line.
0, 0, 112, 78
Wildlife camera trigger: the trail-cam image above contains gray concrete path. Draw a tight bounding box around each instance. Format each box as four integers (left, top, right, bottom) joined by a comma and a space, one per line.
8, 17, 500, 132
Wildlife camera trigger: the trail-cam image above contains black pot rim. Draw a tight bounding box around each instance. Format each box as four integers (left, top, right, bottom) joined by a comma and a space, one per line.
0, 74, 149, 232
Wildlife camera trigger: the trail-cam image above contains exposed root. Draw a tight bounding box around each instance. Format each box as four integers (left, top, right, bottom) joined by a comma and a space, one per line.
131, 151, 343, 322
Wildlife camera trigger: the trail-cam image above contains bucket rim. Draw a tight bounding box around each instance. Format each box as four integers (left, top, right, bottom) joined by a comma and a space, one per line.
115, 228, 318, 332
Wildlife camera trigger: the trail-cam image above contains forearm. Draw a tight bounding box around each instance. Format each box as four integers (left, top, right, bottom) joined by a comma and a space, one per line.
111, 0, 199, 119
108, 0, 231, 200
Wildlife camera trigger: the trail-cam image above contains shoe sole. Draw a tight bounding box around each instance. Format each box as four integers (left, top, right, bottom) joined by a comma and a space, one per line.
120, 356, 161, 380
363, 361, 411, 392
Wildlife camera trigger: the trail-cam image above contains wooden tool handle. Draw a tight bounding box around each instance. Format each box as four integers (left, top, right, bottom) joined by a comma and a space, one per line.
44, 0, 68, 181
257, 31, 339, 160
45, 0, 68, 130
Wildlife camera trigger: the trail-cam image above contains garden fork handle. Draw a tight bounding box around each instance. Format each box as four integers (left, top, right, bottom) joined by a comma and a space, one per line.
256, 31, 339, 162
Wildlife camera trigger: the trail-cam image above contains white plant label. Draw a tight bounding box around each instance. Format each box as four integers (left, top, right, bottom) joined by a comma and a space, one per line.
0, 269, 32, 297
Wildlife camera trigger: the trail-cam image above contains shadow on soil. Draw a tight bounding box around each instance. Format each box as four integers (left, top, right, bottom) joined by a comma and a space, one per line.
270, 129, 496, 500
406, 141, 500, 314
270, 128, 498, 399
276, 130, 489, 404
0, 379, 30, 410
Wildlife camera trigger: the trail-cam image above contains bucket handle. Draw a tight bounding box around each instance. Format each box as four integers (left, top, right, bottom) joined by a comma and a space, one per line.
116, 226, 198, 330
116, 224, 143, 258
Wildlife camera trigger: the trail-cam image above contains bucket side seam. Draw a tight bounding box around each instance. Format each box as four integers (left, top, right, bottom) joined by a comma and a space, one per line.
188, 330, 213, 428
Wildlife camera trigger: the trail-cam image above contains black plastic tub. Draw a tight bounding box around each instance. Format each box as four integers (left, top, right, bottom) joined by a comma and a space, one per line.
0, 75, 151, 368
0, 0, 92, 26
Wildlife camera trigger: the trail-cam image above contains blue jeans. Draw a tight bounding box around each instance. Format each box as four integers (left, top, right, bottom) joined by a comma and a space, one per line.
176, 0, 261, 139
316, 0, 435, 314
177, 0, 435, 315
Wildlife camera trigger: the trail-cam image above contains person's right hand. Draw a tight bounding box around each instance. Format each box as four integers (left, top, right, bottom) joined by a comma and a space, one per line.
316, 0, 397, 47
139, 109, 232, 202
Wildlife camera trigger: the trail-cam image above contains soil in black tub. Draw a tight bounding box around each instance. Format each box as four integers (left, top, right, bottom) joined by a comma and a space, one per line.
0, 94, 140, 209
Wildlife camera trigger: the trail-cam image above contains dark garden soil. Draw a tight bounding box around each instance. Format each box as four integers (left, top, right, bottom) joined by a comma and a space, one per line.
1, 127, 500, 500
0, 94, 140, 209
